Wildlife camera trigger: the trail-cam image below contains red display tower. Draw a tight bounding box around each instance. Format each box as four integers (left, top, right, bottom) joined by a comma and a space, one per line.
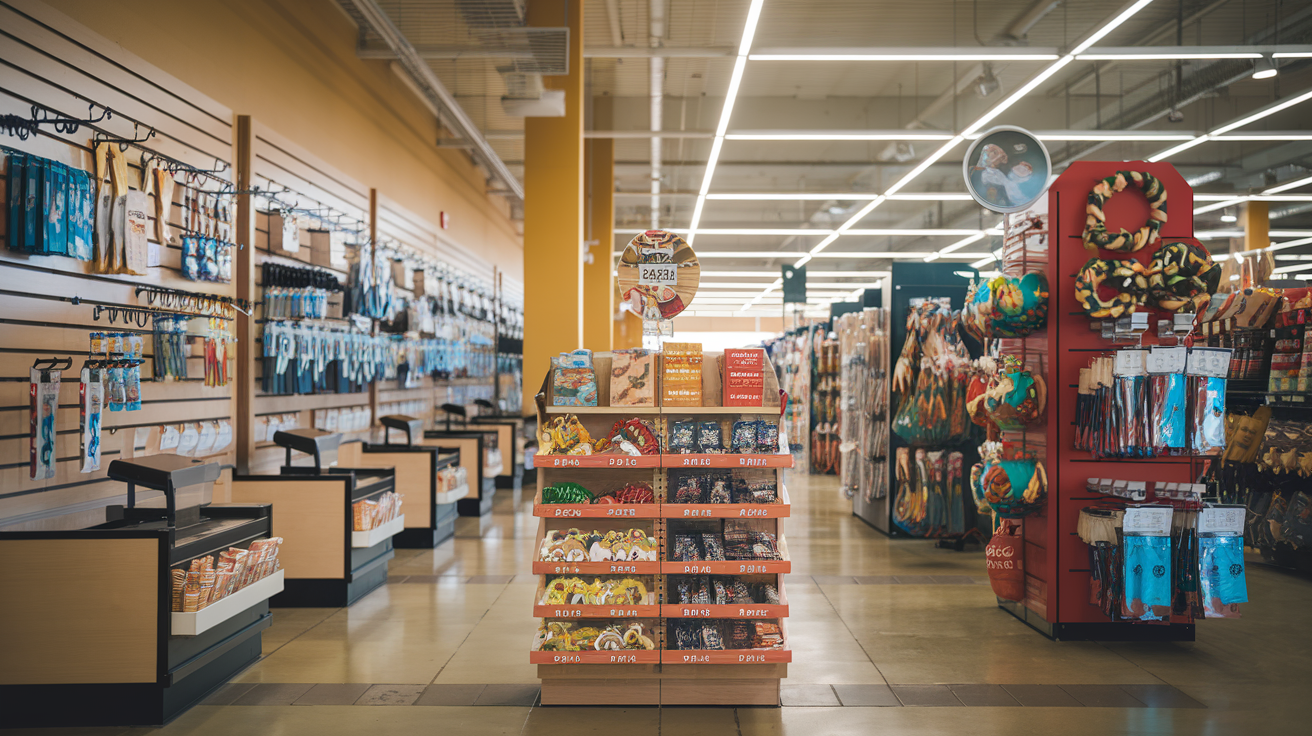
1004, 161, 1202, 640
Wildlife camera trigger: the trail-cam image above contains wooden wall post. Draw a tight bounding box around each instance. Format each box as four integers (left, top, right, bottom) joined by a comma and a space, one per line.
234, 114, 256, 474
368, 187, 380, 429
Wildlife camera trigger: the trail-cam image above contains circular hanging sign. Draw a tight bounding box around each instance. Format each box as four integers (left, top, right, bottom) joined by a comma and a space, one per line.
963, 125, 1051, 214
617, 229, 701, 321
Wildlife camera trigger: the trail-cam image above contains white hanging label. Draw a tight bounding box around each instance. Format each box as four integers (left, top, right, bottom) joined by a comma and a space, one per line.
1200, 507, 1245, 535
1123, 506, 1173, 536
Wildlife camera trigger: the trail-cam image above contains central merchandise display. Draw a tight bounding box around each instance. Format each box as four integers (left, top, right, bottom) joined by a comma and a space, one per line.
530, 347, 791, 705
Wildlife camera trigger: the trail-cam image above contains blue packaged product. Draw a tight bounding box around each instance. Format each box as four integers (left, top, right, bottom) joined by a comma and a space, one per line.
1122, 534, 1171, 620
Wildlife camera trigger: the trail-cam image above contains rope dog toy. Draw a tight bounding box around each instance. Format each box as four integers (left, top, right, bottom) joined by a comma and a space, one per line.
1147, 241, 1220, 313
1084, 170, 1167, 253
1075, 257, 1149, 319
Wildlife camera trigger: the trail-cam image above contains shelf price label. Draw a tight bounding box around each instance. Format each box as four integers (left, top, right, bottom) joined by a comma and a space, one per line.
638, 263, 678, 286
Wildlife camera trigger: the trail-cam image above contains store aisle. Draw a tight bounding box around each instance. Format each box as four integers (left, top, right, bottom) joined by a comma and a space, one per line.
24, 473, 1311, 735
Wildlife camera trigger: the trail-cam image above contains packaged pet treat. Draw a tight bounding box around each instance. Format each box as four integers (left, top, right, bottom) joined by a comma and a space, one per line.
697, 421, 723, 453
701, 533, 726, 561
756, 421, 779, 453
731, 420, 757, 453
669, 420, 696, 453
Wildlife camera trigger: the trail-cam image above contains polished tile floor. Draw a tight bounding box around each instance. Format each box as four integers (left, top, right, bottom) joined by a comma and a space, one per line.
26, 473, 1312, 734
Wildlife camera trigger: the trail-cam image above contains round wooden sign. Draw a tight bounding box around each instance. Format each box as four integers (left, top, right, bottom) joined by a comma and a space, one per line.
617, 230, 701, 320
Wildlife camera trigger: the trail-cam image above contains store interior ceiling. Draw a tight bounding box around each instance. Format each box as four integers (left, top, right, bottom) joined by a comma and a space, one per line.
341, 0, 1312, 317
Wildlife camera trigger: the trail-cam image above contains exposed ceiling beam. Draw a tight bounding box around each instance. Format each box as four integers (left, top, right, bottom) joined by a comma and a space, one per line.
342, 0, 523, 199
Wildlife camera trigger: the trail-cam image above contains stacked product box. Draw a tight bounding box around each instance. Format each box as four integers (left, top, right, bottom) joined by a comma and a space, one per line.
724, 348, 764, 407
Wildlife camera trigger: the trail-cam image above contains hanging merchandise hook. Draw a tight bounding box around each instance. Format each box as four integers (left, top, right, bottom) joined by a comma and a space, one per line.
28, 102, 113, 135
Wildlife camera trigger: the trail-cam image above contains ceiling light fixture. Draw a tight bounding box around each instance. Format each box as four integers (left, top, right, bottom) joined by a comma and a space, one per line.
687, 0, 765, 246
974, 63, 1001, 97
1220, 209, 1238, 223
970, 255, 995, 268
1252, 54, 1279, 80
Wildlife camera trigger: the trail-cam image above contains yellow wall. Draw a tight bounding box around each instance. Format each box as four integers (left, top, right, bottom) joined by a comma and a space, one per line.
584, 136, 614, 350
522, 0, 585, 411
44, 0, 522, 277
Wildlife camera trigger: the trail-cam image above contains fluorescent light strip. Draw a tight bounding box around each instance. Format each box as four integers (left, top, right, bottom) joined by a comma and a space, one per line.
1195, 229, 1312, 239
700, 270, 892, 277
887, 193, 976, 201
748, 52, 1059, 62
1271, 236, 1312, 251
1077, 52, 1260, 60
1266, 174, 1312, 195
688, 0, 765, 246
844, 228, 985, 237
1273, 263, 1312, 274
970, 255, 995, 268
615, 250, 993, 259
725, 132, 956, 141
1069, 0, 1157, 55
1215, 133, 1312, 141
1274, 51, 1312, 58
939, 233, 988, 255
615, 228, 834, 236
741, 1, 1157, 312
707, 193, 882, 200
963, 57, 1074, 136
1150, 87, 1312, 162
883, 137, 967, 193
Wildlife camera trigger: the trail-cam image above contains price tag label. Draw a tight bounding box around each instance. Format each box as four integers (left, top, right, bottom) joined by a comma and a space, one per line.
1123, 506, 1173, 536
1114, 349, 1147, 376
638, 263, 678, 286
1187, 347, 1232, 378
1200, 507, 1246, 535
1147, 346, 1187, 374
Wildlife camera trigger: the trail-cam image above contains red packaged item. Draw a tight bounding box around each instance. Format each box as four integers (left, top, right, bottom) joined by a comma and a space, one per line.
985, 520, 1025, 602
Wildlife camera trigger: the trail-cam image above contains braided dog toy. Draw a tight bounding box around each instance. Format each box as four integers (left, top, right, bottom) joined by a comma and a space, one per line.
1147, 241, 1220, 313
1084, 170, 1167, 252
1074, 257, 1149, 319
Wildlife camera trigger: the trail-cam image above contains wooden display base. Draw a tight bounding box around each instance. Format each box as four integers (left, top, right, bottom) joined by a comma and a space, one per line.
537, 663, 784, 706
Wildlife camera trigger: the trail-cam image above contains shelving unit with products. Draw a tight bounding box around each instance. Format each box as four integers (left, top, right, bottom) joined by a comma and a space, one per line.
531, 350, 791, 706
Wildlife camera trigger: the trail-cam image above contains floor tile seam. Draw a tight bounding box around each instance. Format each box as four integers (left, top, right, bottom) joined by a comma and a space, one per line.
259, 606, 343, 661
428, 577, 515, 685
811, 576, 891, 686
1088, 637, 1177, 693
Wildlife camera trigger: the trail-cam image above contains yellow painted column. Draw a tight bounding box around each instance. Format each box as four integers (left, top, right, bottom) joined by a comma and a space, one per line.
523, 0, 584, 413
1244, 201, 1269, 251
584, 134, 614, 350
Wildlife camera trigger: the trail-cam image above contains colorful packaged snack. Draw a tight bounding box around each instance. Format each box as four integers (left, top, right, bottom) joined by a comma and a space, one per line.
697, 421, 723, 453
731, 420, 757, 454
669, 420, 696, 453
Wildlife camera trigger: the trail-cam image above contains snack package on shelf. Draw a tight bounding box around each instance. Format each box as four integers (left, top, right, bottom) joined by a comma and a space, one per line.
539, 528, 659, 563
352, 491, 403, 531
171, 537, 285, 612
538, 414, 661, 456
541, 481, 655, 505
669, 520, 781, 562
436, 465, 468, 492
610, 349, 655, 406
671, 619, 784, 650
662, 342, 703, 406
540, 576, 654, 606
533, 620, 657, 652
667, 469, 779, 505
552, 350, 597, 406
669, 575, 780, 605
